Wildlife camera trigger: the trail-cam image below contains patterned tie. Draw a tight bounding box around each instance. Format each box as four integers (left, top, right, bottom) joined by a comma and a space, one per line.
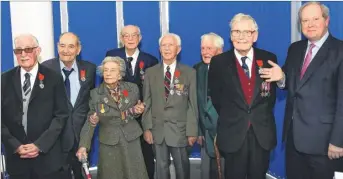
62, 68, 74, 99
241, 56, 250, 78
164, 66, 171, 100
300, 43, 316, 79
23, 73, 31, 96
127, 57, 133, 76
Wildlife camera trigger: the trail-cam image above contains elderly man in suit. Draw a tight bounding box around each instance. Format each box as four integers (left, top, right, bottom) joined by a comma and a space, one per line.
1, 34, 70, 179
193, 32, 224, 179
142, 33, 198, 179
208, 13, 278, 179
105, 25, 158, 179
260, 2, 343, 178
42, 32, 96, 179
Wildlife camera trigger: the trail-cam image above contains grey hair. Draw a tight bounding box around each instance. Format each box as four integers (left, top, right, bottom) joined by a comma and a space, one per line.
201, 32, 224, 49
58, 32, 82, 46
229, 13, 259, 32
159, 33, 181, 47
14, 34, 39, 47
97, 56, 126, 78
298, 1, 330, 21
120, 25, 141, 36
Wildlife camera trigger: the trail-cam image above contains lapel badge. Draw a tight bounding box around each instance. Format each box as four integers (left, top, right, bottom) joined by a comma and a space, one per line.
174, 70, 181, 84
103, 97, 108, 104
256, 60, 263, 74
38, 73, 45, 89
100, 104, 105, 113
170, 89, 174, 95
80, 69, 86, 82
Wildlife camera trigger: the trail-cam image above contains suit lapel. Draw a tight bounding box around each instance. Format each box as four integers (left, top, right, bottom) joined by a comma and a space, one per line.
134, 53, 143, 80
155, 64, 167, 106
165, 63, 181, 106
227, 51, 248, 107
73, 60, 87, 108
29, 65, 42, 104
251, 50, 263, 106
12, 67, 23, 102
296, 37, 331, 91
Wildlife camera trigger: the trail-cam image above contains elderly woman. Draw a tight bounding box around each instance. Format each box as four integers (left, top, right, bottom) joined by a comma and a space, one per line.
76, 56, 148, 179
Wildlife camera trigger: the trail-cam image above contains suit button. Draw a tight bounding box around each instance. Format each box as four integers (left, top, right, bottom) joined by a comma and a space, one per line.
247, 110, 251, 114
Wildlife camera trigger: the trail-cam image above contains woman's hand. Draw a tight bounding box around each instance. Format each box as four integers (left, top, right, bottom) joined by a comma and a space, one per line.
134, 100, 145, 114
89, 112, 99, 127
76, 147, 87, 161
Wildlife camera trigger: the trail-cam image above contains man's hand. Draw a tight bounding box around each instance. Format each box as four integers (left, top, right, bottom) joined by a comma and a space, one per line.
20, 143, 40, 158
89, 112, 99, 127
144, 130, 154, 144
197, 136, 205, 146
259, 60, 284, 82
134, 100, 145, 114
76, 147, 88, 162
188, 136, 197, 147
328, 143, 343, 160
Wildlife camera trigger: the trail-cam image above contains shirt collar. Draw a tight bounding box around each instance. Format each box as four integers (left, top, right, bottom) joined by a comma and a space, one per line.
234, 47, 254, 62
309, 31, 329, 48
20, 62, 39, 77
126, 48, 140, 59
59, 59, 78, 71
163, 59, 177, 70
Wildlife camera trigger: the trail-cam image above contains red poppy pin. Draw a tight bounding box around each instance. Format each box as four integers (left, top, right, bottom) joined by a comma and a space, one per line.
139, 61, 145, 78
80, 69, 86, 82
122, 89, 129, 103
256, 60, 263, 68
38, 73, 45, 89
174, 70, 181, 84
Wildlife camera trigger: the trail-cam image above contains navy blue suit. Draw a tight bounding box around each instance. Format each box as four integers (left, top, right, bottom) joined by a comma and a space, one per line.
106, 47, 158, 179
282, 34, 343, 179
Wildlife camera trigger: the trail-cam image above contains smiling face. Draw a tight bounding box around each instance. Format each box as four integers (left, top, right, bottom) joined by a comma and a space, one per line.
300, 3, 329, 42
58, 33, 81, 64
201, 37, 222, 64
230, 19, 258, 55
14, 35, 41, 71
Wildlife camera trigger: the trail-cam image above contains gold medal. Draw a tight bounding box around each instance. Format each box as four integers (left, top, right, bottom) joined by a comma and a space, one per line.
100, 104, 105, 113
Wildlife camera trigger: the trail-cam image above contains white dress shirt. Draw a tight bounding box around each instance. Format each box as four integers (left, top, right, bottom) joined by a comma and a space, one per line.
163, 60, 177, 83
234, 48, 254, 77
126, 48, 140, 75
21, 62, 39, 91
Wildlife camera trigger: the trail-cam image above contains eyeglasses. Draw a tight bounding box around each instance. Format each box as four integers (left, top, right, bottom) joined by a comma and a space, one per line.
13, 47, 38, 54
231, 30, 255, 37
122, 33, 140, 39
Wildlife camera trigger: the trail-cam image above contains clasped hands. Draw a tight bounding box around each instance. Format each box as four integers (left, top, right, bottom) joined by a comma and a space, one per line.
16, 143, 40, 158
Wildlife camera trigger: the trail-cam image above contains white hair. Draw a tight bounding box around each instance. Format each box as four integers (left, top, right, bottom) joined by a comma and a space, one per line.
159, 33, 181, 47
201, 32, 224, 49
14, 34, 39, 47
120, 25, 141, 36
97, 56, 126, 77
229, 13, 259, 32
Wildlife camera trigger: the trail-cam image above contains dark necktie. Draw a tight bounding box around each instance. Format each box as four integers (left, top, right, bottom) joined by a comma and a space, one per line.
241, 56, 250, 78
127, 57, 133, 76
62, 68, 74, 99
164, 66, 171, 100
23, 73, 31, 96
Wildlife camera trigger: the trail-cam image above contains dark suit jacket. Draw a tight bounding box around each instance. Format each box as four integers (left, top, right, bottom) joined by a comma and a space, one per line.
42, 58, 96, 151
1, 64, 69, 175
208, 48, 277, 153
106, 47, 158, 100
194, 62, 218, 157
282, 34, 343, 155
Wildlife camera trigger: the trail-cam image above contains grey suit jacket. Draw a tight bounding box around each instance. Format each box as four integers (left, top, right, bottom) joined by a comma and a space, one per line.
79, 81, 143, 150
142, 62, 198, 147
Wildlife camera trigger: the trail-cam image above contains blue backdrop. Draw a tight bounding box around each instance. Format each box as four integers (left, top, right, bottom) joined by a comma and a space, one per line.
2, 2, 343, 178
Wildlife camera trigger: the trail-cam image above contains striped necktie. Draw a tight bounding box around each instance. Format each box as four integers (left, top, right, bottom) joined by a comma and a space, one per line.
164, 66, 171, 100
23, 73, 31, 96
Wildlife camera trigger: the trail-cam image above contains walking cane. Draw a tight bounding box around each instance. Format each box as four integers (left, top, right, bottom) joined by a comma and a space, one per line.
214, 135, 222, 179
1, 149, 9, 179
